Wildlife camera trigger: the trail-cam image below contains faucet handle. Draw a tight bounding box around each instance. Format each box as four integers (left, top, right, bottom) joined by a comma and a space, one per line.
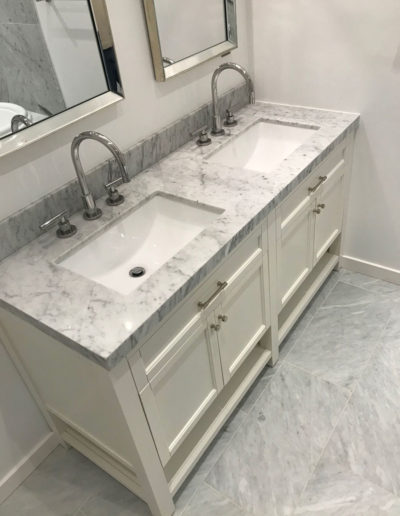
224, 109, 238, 127
40, 210, 77, 239
104, 177, 124, 206
191, 125, 212, 147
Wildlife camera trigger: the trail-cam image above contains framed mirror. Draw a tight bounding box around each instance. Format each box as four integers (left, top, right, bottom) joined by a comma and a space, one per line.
0, 0, 123, 158
143, 0, 237, 82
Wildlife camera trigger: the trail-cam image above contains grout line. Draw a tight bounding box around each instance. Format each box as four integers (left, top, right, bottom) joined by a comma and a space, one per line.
202, 479, 252, 515
294, 382, 355, 511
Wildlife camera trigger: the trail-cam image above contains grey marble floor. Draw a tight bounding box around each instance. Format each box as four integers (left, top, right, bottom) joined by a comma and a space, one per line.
2, 269, 400, 516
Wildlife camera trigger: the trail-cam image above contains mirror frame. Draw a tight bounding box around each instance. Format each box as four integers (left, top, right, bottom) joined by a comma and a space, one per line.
142, 0, 238, 82
0, 0, 123, 160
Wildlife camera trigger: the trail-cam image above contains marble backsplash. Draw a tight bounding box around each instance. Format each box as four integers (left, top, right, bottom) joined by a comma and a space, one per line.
0, 0, 65, 116
0, 84, 248, 262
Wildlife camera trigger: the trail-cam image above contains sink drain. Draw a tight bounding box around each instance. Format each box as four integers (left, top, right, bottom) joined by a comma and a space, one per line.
129, 266, 146, 278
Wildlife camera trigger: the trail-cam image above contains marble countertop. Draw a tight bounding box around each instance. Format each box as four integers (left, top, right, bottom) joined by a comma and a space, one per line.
0, 102, 359, 370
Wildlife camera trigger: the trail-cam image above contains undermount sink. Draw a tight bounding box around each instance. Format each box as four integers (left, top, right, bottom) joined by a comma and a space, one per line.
207, 120, 318, 174
59, 194, 223, 295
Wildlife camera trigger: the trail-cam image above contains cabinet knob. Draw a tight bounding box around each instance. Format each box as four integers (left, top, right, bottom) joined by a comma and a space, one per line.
313, 208, 321, 214
317, 203, 326, 209
218, 314, 228, 322
210, 323, 221, 332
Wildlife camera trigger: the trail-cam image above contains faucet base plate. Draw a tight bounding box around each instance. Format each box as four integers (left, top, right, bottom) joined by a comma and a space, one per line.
211, 128, 225, 136
83, 207, 103, 221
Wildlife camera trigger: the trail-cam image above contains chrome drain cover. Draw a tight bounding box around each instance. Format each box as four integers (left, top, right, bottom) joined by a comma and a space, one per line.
129, 266, 146, 278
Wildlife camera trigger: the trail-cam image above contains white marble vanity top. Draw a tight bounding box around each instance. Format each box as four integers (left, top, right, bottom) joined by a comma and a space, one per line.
0, 102, 359, 369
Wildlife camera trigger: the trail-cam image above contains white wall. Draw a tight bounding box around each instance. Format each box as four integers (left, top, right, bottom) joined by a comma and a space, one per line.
252, 0, 400, 274
35, 0, 108, 109
0, 0, 253, 221
0, 0, 254, 493
0, 340, 50, 485
156, 0, 226, 62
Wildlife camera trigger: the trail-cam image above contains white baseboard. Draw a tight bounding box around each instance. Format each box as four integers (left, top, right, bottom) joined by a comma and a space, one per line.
340, 255, 400, 286
0, 432, 59, 504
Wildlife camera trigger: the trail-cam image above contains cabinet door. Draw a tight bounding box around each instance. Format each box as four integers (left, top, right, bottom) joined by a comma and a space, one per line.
277, 196, 314, 308
313, 158, 345, 263
216, 247, 269, 383
139, 313, 223, 464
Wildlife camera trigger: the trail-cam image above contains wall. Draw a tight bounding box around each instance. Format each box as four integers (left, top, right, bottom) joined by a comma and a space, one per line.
252, 0, 400, 275
0, 0, 64, 115
0, 339, 51, 495
156, 0, 226, 62
35, 0, 108, 109
0, 0, 254, 495
0, 0, 253, 221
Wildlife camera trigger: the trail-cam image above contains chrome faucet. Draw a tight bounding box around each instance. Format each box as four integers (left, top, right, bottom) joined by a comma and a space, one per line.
211, 62, 255, 135
11, 114, 32, 133
71, 131, 130, 220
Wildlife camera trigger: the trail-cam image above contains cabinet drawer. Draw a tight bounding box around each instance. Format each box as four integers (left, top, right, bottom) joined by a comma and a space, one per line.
138, 228, 263, 377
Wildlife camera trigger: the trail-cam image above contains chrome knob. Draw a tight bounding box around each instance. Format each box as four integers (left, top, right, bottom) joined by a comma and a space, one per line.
210, 323, 221, 332
218, 314, 228, 322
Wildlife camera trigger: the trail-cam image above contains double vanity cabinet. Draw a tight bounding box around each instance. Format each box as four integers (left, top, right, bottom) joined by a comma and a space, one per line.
0, 104, 357, 516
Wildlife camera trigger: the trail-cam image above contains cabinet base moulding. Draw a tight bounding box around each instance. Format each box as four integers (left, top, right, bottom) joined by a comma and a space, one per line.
340, 255, 400, 286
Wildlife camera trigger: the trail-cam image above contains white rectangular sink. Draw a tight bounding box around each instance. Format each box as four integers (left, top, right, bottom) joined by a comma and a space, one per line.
59, 194, 222, 295
207, 120, 318, 174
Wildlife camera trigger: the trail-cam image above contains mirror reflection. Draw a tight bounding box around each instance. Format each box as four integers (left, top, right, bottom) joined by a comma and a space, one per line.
143, 0, 237, 81
0, 0, 122, 140
154, 1, 227, 66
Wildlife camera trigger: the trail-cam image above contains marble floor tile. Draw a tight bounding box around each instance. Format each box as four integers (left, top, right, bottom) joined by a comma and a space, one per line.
317, 340, 400, 497
206, 363, 349, 516
285, 281, 391, 390
173, 408, 248, 515
182, 483, 249, 516
279, 271, 339, 360
0, 447, 108, 516
78, 476, 150, 516
338, 270, 400, 299
238, 363, 279, 414
294, 464, 400, 515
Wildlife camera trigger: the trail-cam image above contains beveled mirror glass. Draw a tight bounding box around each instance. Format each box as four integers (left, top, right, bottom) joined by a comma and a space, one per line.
143, 0, 237, 81
0, 0, 123, 158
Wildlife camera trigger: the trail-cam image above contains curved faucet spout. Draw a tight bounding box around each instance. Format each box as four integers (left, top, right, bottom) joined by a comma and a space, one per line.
71, 131, 129, 220
211, 62, 255, 135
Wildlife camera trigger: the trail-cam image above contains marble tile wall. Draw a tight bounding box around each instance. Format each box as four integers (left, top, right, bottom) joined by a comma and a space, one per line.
0, 83, 248, 262
0, 0, 65, 116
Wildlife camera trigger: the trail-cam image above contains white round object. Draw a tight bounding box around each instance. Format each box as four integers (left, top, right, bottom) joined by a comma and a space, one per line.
0, 102, 28, 137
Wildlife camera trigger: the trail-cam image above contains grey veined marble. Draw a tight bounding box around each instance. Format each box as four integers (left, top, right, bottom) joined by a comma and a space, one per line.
0, 102, 359, 369
205, 363, 350, 516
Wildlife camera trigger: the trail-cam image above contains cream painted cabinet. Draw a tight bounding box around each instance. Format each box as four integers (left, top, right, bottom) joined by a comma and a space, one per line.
276, 144, 348, 309
138, 312, 223, 465
313, 157, 345, 263
212, 246, 270, 383
132, 229, 271, 465
277, 193, 315, 308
